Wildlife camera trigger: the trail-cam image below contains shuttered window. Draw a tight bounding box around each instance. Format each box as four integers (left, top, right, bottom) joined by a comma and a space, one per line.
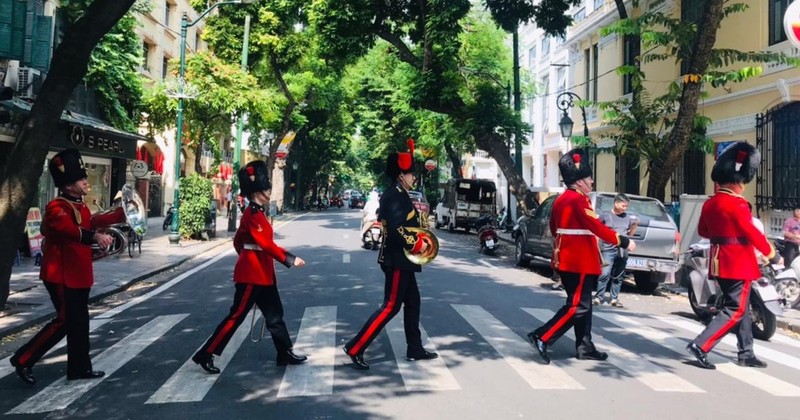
0, 0, 27, 60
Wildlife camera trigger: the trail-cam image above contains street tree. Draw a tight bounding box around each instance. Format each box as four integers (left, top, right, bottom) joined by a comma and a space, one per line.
0, 0, 138, 309
309, 0, 578, 212
601, 0, 799, 201
141, 52, 279, 175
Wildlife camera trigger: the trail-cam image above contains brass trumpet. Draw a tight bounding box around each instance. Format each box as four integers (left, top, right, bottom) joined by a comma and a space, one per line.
91, 185, 148, 259
403, 227, 439, 265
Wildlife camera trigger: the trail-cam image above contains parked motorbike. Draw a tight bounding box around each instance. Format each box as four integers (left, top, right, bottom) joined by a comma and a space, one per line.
362, 220, 383, 250
682, 241, 783, 341
772, 240, 800, 309
162, 203, 176, 231
475, 215, 500, 255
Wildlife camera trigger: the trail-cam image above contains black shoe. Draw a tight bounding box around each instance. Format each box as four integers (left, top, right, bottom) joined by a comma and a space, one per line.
277, 349, 308, 366
67, 370, 105, 380
738, 357, 768, 368
686, 343, 716, 370
343, 346, 369, 370
11, 361, 36, 385
527, 332, 550, 364
576, 350, 609, 361
192, 352, 221, 374
406, 350, 438, 361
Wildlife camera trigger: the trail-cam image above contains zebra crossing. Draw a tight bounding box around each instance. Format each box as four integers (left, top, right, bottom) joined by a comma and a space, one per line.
5, 304, 800, 414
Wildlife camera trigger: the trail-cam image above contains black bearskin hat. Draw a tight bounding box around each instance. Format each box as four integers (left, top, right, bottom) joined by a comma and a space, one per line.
386, 138, 416, 179
49, 149, 88, 188
711, 141, 760, 185
238, 160, 272, 196
559, 148, 593, 185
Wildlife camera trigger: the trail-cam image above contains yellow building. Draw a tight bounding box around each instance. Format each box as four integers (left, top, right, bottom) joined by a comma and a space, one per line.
549, 0, 799, 233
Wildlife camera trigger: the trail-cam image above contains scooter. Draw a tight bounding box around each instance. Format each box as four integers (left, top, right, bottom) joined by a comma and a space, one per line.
682, 241, 783, 341
362, 220, 383, 250
162, 203, 175, 231
475, 215, 500, 255
772, 240, 800, 309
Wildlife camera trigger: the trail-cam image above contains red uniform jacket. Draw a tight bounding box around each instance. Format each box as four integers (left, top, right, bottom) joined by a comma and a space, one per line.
550, 188, 626, 275
40, 196, 124, 288
698, 189, 776, 280
233, 203, 296, 286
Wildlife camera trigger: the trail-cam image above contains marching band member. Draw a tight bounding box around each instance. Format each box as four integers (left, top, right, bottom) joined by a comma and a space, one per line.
192, 160, 307, 374
11, 149, 122, 384
343, 139, 437, 370
685, 142, 780, 369
527, 149, 636, 364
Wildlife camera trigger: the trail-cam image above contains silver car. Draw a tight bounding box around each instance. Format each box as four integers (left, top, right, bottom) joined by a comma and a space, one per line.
512, 192, 681, 294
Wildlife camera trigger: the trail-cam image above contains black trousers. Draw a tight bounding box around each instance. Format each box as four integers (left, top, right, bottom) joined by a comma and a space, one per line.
11, 283, 92, 376
345, 267, 423, 356
533, 271, 597, 354
199, 283, 293, 357
691, 278, 754, 360
782, 242, 799, 266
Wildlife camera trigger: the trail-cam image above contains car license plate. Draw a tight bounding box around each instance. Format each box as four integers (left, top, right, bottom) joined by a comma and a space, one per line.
485, 239, 495, 247
627, 257, 648, 269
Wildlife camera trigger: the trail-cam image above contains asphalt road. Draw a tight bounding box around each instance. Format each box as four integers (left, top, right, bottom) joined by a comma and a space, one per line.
1, 209, 799, 420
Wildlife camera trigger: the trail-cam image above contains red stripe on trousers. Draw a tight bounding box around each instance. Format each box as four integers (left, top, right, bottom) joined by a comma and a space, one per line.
207, 284, 253, 354
349, 269, 401, 355
541, 273, 585, 342
700, 280, 750, 353
18, 284, 67, 366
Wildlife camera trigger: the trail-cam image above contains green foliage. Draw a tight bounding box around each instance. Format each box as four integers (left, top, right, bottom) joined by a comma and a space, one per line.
61, 0, 149, 131
484, 0, 582, 35
178, 173, 213, 239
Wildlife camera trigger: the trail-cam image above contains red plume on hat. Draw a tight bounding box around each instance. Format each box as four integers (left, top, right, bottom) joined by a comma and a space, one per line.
573, 153, 581, 169
386, 138, 417, 179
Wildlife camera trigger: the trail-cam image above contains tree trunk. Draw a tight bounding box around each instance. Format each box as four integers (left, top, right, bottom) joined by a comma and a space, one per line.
475, 133, 534, 215
0, 0, 137, 309
646, 0, 724, 202
443, 141, 462, 178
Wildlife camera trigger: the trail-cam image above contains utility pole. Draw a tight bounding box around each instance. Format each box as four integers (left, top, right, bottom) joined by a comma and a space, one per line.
512, 26, 523, 220
228, 15, 251, 232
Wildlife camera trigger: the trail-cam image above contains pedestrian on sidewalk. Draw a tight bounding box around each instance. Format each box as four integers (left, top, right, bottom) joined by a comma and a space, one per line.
685, 142, 781, 370
781, 207, 800, 265
192, 160, 307, 374
593, 194, 638, 308
10, 149, 122, 385
527, 149, 636, 364
343, 139, 438, 370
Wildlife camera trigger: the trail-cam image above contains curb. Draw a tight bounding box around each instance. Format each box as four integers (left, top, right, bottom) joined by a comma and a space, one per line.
1, 237, 232, 338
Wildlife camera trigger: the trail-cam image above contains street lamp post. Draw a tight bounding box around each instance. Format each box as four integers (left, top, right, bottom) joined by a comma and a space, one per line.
227, 14, 251, 233
169, 0, 252, 245
556, 91, 589, 142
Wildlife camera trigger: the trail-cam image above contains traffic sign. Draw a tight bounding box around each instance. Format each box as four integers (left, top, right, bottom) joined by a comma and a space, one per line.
424, 159, 437, 171
130, 160, 149, 178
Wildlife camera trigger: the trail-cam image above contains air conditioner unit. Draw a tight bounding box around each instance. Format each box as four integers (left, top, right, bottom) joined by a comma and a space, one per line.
17, 67, 43, 99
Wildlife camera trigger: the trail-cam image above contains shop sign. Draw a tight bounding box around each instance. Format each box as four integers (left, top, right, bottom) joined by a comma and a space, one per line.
274, 131, 296, 159
785, 1, 800, 49
130, 160, 149, 178
26, 208, 43, 257
62, 125, 136, 159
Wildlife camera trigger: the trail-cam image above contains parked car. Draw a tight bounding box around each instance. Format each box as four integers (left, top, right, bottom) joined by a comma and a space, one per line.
512, 192, 681, 294
349, 193, 365, 209
408, 190, 430, 228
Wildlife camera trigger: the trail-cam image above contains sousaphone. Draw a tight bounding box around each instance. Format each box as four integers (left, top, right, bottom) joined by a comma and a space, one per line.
91, 185, 148, 259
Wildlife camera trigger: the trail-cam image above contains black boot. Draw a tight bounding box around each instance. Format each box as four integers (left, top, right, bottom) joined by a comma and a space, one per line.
738, 356, 767, 368
277, 349, 308, 366
406, 350, 438, 361
343, 346, 369, 370
686, 342, 716, 370
11, 359, 36, 385
192, 351, 221, 374
67, 370, 105, 380
527, 332, 550, 364
576, 350, 609, 361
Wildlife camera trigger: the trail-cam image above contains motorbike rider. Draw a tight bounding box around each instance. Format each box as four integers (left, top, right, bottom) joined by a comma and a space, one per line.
685, 141, 782, 370
361, 191, 381, 241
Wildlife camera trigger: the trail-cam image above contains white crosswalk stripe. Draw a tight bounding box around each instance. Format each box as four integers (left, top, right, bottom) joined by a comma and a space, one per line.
595, 311, 800, 397
146, 314, 262, 404
523, 308, 705, 393
452, 304, 584, 390
278, 306, 338, 398
386, 313, 460, 392
8, 314, 187, 414
0, 318, 113, 380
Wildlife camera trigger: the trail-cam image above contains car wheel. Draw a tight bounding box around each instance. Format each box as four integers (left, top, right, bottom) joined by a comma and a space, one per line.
515, 236, 532, 267
448, 221, 455, 233
633, 271, 663, 294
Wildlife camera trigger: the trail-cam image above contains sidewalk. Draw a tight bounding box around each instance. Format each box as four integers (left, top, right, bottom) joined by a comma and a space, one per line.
495, 228, 800, 335
0, 213, 246, 338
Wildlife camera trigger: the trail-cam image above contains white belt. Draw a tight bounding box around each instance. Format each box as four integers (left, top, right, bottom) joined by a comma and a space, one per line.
556, 228, 593, 235
243, 244, 263, 251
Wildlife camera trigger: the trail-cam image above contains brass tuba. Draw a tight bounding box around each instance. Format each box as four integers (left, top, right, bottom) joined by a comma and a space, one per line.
92, 185, 148, 259
403, 227, 439, 265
